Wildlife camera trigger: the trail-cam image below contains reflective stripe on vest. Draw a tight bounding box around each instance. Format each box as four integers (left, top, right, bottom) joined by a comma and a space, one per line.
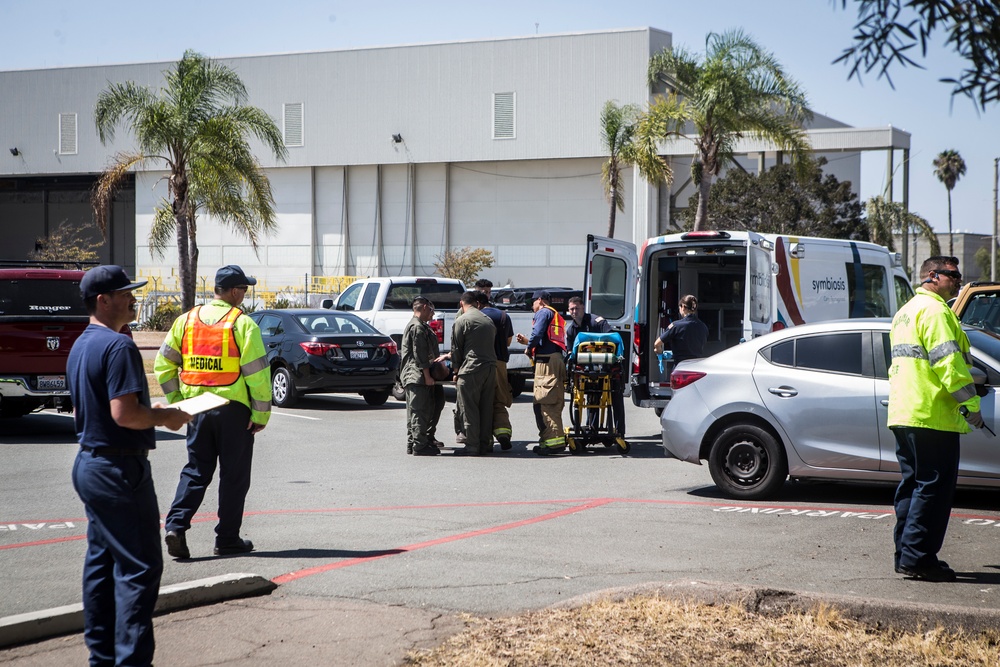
543, 305, 568, 351
179, 306, 243, 386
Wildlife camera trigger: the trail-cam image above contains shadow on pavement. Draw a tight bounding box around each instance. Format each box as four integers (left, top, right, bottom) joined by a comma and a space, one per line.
175, 548, 405, 563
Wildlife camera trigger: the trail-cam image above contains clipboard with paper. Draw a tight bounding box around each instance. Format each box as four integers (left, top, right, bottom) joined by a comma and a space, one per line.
167, 392, 230, 415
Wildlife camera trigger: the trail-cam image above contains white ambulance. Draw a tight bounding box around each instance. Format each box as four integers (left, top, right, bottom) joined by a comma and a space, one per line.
582, 230, 915, 411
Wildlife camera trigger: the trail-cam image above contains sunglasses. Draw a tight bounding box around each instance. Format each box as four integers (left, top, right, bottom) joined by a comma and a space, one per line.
935, 269, 962, 281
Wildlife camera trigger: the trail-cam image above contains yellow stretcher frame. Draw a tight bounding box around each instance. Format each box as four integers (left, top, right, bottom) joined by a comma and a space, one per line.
564, 340, 630, 456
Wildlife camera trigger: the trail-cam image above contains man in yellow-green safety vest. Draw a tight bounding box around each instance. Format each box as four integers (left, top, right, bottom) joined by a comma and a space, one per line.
888, 255, 983, 582
154, 265, 271, 559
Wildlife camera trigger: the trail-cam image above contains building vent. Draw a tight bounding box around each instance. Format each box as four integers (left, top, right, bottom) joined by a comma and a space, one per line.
493, 92, 515, 140
59, 113, 78, 155
284, 102, 303, 147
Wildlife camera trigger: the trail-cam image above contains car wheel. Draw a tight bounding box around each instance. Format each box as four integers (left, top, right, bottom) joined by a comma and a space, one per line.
508, 375, 526, 398
271, 367, 299, 408
391, 376, 406, 402
362, 390, 391, 406
707, 423, 787, 500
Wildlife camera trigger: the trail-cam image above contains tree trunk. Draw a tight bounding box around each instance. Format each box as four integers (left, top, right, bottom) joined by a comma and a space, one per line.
607, 170, 618, 238
172, 169, 196, 312
947, 190, 954, 257
694, 173, 713, 231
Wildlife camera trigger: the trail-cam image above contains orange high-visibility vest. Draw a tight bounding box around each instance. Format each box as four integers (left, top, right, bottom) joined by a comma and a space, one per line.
543, 305, 568, 351
179, 306, 243, 386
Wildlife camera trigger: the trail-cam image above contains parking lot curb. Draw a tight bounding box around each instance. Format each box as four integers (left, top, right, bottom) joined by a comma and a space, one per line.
550, 580, 1000, 634
0, 573, 275, 649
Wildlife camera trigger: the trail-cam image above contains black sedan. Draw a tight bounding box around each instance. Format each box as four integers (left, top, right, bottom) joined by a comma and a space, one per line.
249, 309, 399, 408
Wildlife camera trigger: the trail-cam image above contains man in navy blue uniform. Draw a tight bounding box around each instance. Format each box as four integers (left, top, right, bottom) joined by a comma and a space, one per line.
68, 265, 190, 666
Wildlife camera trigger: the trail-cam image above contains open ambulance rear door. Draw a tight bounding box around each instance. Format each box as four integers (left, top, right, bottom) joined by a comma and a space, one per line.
584, 234, 638, 395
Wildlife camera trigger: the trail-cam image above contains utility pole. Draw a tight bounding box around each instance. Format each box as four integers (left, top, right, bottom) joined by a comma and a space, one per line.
993, 157, 999, 281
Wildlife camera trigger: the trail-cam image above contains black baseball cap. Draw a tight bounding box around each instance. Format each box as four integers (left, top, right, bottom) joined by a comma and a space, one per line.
532, 289, 552, 302
80, 265, 147, 299
215, 265, 258, 289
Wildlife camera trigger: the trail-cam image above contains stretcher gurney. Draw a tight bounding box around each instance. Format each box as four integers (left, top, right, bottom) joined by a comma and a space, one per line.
565, 331, 629, 455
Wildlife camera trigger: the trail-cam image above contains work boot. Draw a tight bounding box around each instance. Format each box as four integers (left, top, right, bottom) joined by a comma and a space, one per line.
214, 538, 254, 556
455, 433, 467, 444
165, 530, 190, 559
498, 436, 512, 451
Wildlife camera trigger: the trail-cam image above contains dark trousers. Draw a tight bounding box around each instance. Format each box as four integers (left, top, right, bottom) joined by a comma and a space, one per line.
892, 426, 961, 569
406, 382, 445, 451
72, 450, 163, 667
165, 401, 254, 543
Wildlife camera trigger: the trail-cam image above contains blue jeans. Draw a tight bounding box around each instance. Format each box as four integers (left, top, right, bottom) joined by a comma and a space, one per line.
72, 450, 163, 667
891, 427, 961, 569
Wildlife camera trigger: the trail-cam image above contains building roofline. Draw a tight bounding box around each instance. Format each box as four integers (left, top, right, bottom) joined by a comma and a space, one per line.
0, 27, 672, 74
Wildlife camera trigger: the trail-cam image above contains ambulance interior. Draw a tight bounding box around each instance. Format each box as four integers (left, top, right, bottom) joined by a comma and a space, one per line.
647, 246, 749, 386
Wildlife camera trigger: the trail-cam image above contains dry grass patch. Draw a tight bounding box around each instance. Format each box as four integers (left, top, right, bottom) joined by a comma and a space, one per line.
406, 596, 1000, 666
143, 358, 164, 398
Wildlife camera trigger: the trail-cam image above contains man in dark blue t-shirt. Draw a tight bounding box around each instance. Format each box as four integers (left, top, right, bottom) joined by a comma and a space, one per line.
68, 265, 190, 667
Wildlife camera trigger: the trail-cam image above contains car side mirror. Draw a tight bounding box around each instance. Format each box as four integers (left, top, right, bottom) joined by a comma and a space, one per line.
971, 366, 989, 397
321, 298, 334, 309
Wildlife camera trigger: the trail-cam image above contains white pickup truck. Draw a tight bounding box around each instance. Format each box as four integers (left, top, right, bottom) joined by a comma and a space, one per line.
322, 276, 535, 399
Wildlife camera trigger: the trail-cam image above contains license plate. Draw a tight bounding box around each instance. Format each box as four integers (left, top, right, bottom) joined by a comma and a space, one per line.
38, 375, 66, 390
349, 349, 368, 360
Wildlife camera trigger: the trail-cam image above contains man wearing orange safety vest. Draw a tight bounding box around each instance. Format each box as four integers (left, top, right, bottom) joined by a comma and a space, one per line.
515, 290, 568, 455
154, 265, 271, 559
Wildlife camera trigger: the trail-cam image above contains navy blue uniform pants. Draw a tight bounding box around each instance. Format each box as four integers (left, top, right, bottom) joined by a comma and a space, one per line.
72, 450, 163, 667
891, 427, 961, 570
165, 401, 254, 544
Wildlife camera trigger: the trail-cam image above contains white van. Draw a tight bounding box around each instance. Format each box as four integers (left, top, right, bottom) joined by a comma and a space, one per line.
582, 230, 915, 410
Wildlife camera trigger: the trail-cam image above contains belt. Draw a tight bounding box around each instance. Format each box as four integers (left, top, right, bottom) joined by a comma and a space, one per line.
534, 355, 551, 361
81, 446, 149, 457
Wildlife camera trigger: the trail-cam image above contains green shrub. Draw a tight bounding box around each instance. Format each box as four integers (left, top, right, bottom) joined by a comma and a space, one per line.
144, 302, 182, 331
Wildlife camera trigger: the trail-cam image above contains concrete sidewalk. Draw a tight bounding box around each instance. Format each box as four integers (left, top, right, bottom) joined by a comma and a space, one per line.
4, 579, 1000, 666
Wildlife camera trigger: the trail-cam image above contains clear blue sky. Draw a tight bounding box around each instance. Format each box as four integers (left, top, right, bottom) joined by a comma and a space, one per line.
3, 0, 996, 238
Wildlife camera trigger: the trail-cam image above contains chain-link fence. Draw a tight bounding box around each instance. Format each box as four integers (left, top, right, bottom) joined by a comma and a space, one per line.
133, 272, 366, 330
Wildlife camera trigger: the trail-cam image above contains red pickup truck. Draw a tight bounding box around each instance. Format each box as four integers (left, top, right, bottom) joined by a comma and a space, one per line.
0, 263, 95, 418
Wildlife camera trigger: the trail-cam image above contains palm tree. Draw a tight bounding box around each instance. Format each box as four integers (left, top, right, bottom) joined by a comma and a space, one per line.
92, 50, 287, 311
865, 196, 940, 272
599, 100, 674, 238
644, 30, 812, 231
932, 149, 967, 256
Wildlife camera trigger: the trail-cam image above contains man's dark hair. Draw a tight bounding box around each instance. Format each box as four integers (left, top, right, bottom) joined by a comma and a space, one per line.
473, 291, 490, 306
568, 296, 584, 307
83, 295, 99, 315
474, 278, 493, 290
411, 296, 430, 310
460, 290, 479, 306
920, 256, 960, 279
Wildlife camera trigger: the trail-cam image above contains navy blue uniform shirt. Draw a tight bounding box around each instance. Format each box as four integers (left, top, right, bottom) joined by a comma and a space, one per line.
659, 314, 709, 363
482, 306, 513, 362
68, 324, 156, 449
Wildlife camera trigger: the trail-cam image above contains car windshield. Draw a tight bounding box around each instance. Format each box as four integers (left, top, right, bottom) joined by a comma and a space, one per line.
0, 278, 88, 317
294, 313, 379, 335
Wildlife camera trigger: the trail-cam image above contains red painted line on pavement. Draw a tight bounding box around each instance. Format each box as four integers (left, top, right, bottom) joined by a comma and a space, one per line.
0, 535, 85, 550
6, 496, 1000, 553
272, 498, 614, 585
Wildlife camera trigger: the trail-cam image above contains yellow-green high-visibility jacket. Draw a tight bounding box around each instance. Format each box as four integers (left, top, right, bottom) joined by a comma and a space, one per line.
154, 300, 272, 426
888, 287, 979, 433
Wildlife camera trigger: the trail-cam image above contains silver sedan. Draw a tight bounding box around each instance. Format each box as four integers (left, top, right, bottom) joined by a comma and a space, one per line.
661, 319, 1000, 499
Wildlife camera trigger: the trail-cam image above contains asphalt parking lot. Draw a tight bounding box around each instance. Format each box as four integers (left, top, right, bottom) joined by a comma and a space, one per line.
4, 391, 1000, 661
